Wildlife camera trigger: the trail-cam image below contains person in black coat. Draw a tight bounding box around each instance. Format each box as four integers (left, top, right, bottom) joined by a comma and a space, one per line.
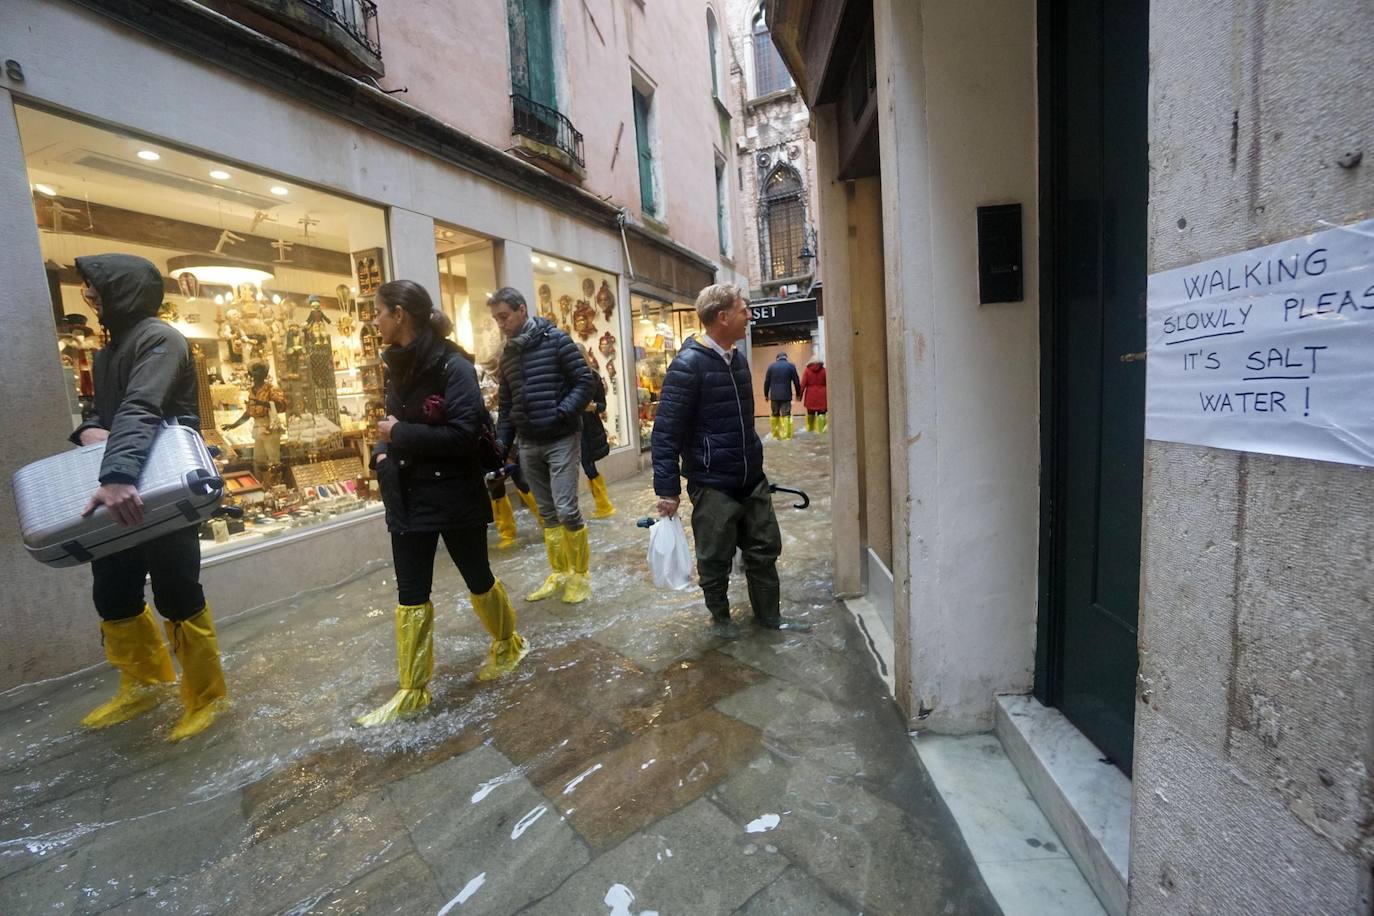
579, 346, 616, 519
488, 288, 597, 604
652, 284, 812, 639
762, 352, 802, 440
358, 281, 528, 728
71, 253, 228, 742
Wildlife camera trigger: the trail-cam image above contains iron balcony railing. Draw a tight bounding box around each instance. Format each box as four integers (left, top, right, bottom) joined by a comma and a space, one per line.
511, 94, 586, 169
298, 0, 381, 57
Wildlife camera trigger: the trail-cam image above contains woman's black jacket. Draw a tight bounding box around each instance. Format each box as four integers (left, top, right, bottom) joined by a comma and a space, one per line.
372, 332, 493, 532
581, 375, 611, 463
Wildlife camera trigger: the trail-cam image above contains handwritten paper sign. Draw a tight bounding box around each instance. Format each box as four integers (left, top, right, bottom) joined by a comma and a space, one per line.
1146, 219, 1374, 467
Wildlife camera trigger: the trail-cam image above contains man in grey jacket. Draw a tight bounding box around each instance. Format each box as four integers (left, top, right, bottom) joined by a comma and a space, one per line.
72, 253, 227, 742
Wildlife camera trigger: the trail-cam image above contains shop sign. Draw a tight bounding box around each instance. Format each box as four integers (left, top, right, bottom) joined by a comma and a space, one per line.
750, 298, 817, 326
1146, 218, 1374, 467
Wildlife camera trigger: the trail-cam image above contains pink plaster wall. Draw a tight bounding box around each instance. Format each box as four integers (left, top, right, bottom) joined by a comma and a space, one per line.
377, 0, 737, 266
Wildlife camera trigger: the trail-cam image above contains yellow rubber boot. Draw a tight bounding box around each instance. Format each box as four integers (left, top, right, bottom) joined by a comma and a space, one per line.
491, 496, 518, 549
527, 528, 568, 601
517, 489, 545, 530
561, 526, 592, 604
470, 580, 528, 681
783, 415, 795, 439
769, 416, 780, 439
818, 413, 828, 435
358, 602, 434, 727
163, 606, 228, 741
81, 605, 176, 729
588, 475, 616, 519
804, 413, 815, 433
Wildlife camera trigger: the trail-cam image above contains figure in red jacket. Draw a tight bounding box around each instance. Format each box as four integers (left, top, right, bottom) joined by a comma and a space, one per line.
801, 355, 828, 435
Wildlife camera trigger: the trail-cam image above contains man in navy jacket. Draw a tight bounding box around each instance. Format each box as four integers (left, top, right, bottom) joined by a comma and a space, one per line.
762, 352, 802, 440
652, 284, 811, 638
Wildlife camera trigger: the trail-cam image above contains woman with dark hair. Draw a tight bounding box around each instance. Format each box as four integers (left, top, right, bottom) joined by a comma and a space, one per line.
580, 346, 616, 518
358, 280, 528, 727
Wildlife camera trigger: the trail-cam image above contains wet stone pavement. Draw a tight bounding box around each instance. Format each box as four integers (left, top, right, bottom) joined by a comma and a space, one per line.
0, 435, 997, 915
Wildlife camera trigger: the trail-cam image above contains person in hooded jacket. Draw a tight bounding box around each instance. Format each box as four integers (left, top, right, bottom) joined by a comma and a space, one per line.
800, 354, 828, 434
579, 346, 616, 519
762, 352, 802, 440
487, 287, 596, 604
70, 253, 227, 742
358, 280, 529, 727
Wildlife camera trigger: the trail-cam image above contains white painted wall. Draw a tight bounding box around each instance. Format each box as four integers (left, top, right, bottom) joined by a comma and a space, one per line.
874, 0, 1041, 731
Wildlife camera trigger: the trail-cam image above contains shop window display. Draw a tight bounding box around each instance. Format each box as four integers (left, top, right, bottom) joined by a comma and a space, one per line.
632, 294, 700, 449
19, 106, 389, 555
526, 252, 628, 451
435, 224, 504, 414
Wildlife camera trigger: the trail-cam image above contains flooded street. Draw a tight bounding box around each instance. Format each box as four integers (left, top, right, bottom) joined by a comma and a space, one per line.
0, 435, 995, 915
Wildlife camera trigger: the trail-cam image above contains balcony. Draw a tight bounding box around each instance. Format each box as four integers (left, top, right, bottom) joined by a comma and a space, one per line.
511, 94, 586, 177
230, 0, 384, 77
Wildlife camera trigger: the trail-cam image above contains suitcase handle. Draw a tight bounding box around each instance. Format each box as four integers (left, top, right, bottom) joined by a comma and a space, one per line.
185, 468, 224, 497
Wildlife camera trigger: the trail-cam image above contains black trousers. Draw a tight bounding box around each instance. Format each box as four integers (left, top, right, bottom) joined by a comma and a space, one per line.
770, 399, 792, 417
687, 478, 782, 625
91, 525, 205, 622
390, 526, 495, 605
581, 455, 600, 479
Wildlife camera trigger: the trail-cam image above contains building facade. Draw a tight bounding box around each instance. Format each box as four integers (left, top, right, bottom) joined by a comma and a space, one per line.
768, 0, 1373, 911
724, 0, 824, 417
0, 0, 749, 689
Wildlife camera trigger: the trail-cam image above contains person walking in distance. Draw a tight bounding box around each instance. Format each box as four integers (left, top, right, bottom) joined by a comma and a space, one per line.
762, 351, 802, 440
359, 280, 528, 727
487, 288, 597, 603
652, 284, 812, 638
580, 346, 616, 519
71, 253, 228, 741
800, 353, 828, 435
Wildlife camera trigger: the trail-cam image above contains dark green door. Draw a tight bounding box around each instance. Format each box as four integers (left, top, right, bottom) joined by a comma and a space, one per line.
1036, 0, 1148, 774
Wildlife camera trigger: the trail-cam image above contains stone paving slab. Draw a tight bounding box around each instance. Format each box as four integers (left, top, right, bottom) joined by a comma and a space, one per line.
735, 865, 855, 916
523, 798, 790, 916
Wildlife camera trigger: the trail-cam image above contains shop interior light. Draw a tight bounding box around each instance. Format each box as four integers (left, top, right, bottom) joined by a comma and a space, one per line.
269, 185, 289, 196
136, 150, 161, 161
271, 294, 282, 305
545, 259, 558, 268
563, 266, 573, 272
214, 294, 225, 305
167, 253, 275, 288
32, 183, 58, 197
209, 169, 232, 181
530, 255, 541, 264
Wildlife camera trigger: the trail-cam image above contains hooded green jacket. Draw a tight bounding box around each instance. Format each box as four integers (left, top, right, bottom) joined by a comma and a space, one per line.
70, 254, 199, 484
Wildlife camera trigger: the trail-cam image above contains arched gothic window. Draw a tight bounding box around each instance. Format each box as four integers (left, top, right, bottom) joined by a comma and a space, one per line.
761, 166, 806, 280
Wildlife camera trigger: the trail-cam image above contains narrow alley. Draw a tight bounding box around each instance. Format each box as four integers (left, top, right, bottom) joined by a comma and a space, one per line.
0, 436, 997, 915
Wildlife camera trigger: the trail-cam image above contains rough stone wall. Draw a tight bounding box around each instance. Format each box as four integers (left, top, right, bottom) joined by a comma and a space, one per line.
723, 0, 820, 294
1133, 2, 1374, 912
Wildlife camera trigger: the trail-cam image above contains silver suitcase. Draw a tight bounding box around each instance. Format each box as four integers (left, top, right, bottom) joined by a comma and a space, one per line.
13, 420, 225, 568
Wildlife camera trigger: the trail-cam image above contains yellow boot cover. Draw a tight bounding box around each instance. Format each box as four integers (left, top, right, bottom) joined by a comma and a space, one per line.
471, 580, 529, 681
769, 416, 781, 440
589, 474, 616, 519
783, 415, 795, 439
804, 413, 815, 433
818, 413, 828, 435
527, 527, 569, 601
164, 606, 228, 741
358, 602, 434, 727
561, 526, 592, 604
518, 489, 545, 530
81, 605, 176, 729
492, 496, 518, 549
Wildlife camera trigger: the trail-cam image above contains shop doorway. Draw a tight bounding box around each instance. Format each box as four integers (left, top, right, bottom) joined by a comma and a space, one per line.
1035, 0, 1148, 775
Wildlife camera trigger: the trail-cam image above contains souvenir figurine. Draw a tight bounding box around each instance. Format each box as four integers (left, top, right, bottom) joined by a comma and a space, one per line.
336, 284, 355, 314
572, 299, 597, 340
558, 294, 574, 324
158, 300, 179, 322
596, 279, 616, 320
305, 296, 332, 345
598, 330, 616, 360
177, 272, 200, 300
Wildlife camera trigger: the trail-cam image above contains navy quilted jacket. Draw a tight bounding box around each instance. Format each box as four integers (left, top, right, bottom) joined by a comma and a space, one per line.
652, 338, 764, 498
495, 316, 594, 449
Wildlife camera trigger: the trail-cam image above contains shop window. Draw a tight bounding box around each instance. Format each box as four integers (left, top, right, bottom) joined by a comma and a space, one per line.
632, 83, 659, 218
751, 7, 793, 98
527, 252, 629, 453
761, 165, 806, 280
632, 295, 701, 450
17, 105, 390, 556
435, 225, 503, 417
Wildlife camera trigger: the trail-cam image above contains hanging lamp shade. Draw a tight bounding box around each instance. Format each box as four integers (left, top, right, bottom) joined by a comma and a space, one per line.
167, 253, 274, 287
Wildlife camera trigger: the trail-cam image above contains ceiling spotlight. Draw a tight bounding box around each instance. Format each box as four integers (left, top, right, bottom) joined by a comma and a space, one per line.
33, 183, 57, 197
530, 255, 541, 264
545, 259, 558, 268
136, 150, 161, 161
270, 185, 289, 196
209, 169, 231, 181
563, 266, 573, 272
214, 294, 225, 305
271, 294, 282, 305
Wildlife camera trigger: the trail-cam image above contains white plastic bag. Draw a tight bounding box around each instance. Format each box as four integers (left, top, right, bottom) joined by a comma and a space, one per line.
647, 516, 693, 590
